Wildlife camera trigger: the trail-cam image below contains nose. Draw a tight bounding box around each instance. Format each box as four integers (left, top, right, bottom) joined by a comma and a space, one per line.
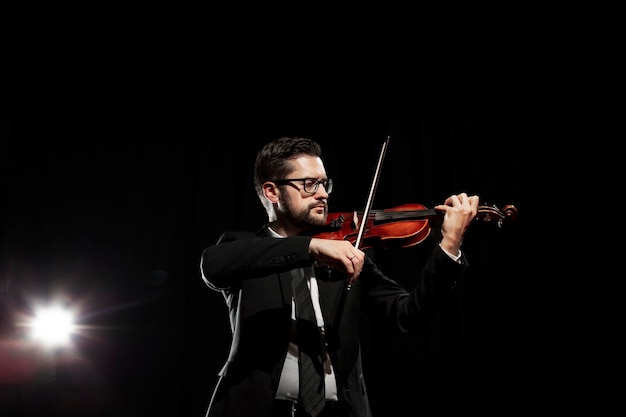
315, 184, 329, 198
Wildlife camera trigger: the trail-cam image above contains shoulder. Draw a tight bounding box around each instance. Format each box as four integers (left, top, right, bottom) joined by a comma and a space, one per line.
214, 224, 277, 243
215, 231, 258, 244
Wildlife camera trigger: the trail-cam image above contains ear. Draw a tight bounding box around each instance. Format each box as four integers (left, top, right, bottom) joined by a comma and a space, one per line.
262, 182, 280, 203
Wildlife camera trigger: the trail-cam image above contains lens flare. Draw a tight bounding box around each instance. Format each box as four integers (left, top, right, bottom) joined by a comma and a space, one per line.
29, 306, 76, 347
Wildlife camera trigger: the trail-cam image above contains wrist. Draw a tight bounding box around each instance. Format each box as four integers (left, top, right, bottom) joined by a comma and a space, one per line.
439, 239, 461, 258
439, 243, 462, 263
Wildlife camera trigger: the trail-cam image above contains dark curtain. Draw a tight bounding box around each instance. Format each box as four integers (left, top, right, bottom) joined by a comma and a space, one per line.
0, 29, 581, 417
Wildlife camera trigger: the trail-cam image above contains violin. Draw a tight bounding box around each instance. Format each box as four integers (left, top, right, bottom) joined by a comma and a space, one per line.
311, 203, 518, 250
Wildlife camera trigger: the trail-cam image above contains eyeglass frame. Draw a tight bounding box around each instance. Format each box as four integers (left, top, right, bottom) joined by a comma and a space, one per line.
271, 178, 333, 195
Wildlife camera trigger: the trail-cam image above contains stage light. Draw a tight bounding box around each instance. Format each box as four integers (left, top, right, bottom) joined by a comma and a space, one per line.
28, 305, 76, 348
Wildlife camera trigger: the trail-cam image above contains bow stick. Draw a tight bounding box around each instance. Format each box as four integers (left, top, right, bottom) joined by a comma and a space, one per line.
333, 135, 390, 328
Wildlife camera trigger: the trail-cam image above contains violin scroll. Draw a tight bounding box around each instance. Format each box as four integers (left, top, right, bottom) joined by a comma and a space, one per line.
476, 203, 518, 227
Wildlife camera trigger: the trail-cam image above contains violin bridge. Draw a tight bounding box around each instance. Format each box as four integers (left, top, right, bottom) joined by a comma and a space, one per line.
352, 210, 359, 229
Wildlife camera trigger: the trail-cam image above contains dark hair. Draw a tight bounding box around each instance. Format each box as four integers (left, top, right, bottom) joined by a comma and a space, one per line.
253, 137, 323, 197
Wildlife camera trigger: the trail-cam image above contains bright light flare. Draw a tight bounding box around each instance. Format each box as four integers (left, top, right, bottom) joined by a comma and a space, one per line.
28, 306, 76, 348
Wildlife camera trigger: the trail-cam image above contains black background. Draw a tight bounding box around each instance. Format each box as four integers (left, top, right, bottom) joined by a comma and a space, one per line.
0, 16, 589, 417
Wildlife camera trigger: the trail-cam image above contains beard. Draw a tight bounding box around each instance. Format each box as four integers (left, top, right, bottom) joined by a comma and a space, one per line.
279, 194, 328, 229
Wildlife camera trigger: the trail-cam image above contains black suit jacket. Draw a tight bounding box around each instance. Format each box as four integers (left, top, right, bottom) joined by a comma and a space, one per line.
200, 227, 467, 417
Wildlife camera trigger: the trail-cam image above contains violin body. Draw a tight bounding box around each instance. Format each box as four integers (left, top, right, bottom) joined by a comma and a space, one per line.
313, 203, 435, 249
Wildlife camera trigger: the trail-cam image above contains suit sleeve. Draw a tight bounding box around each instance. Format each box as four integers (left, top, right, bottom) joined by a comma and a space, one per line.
363, 244, 467, 332
200, 231, 314, 291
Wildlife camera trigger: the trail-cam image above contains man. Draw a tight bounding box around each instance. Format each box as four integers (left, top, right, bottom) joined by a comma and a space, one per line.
200, 136, 479, 417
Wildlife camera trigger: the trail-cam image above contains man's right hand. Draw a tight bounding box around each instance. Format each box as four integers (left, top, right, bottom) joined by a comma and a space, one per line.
309, 238, 364, 284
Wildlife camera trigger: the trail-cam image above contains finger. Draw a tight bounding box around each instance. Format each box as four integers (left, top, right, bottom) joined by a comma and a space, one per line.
445, 194, 460, 206
345, 253, 364, 284
347, 248, 364, 262
343, 256, 356, 272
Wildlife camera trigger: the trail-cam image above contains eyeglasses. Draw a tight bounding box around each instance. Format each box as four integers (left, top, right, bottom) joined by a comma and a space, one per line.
272, 178, 334, 195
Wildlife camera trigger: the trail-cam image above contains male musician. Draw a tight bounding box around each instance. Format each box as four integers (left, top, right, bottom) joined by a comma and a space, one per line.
200, 136, 479, 417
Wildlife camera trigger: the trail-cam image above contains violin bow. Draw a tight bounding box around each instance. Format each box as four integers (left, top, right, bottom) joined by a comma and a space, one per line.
334, 135, 391, 327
